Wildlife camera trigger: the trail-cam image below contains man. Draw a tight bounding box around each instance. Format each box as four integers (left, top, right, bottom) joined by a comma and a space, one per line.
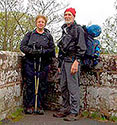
53, 8, 86, 121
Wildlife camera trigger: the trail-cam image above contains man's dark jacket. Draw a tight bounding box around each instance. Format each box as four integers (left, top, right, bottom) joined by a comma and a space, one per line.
58, 22, 86, 67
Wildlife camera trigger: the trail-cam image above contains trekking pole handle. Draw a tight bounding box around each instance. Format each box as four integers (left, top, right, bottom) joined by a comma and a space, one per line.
33, 43, 36, 50
40, 45, 43, 53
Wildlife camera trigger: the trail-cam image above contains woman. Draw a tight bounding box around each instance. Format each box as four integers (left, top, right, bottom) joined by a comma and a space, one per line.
20, 15, 55, 114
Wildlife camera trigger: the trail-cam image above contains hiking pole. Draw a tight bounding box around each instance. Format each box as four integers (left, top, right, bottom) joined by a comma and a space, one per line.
33, 43, 38, 112
33, 45, 42, 113
35, 48, 42, 113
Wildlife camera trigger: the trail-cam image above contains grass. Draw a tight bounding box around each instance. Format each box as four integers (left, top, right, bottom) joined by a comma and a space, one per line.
81, 110, 117, 123
109, 115, 117, 122
81, 110, 90, 118
90, 112, 101, 120
7, 107, 24, 122
100, 116, 107, 121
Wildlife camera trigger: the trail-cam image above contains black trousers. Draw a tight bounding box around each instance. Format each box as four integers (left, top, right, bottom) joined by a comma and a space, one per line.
22, 58, 49, 109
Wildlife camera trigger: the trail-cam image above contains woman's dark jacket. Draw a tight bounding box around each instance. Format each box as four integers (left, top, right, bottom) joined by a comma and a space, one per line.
58, 22, 86, 67
20, 28, 55, 65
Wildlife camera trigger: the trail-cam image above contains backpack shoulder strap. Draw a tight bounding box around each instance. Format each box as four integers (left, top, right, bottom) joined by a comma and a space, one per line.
26, 31, 33, 40
44, 28, 50, 37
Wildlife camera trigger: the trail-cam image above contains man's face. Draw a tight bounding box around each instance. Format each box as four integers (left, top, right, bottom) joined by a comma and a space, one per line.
64, 11, 75, 24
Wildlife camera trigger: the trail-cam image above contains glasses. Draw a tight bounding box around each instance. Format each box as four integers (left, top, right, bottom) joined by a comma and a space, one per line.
64, 13, 72, 16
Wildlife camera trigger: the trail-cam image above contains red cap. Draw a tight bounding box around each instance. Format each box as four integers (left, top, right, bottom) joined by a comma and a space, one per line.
64, 8, 76, 17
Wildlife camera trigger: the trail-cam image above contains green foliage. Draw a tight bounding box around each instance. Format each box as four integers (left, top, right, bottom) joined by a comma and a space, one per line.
109, 115, 117, 122
81, 110, 90, 118
91, 112, 101, 119
80, 110, 117, 123
0, 0, 69, 52
98, 0, 117, 54
0, 11, 35, 52
99, 3, 117, 54
100, 116, 107, 121
89, 112, 101, 120
7, 108, 24, 122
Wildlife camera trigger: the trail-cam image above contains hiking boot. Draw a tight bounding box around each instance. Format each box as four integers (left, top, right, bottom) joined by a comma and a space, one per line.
53, 111, 70, 118
63, 114, 80, 121
34, 108, 44, 115
25, 107, 34, 114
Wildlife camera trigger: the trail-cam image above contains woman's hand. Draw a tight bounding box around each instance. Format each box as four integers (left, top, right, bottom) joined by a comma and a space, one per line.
71, 60, 79, 75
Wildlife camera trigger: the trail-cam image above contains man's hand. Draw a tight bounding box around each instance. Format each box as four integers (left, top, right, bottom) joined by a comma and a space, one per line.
71, 60, 80, 75
58, 68, 61, 73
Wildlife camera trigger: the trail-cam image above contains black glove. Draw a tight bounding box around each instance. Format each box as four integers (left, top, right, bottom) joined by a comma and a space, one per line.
30, 49, 43, 55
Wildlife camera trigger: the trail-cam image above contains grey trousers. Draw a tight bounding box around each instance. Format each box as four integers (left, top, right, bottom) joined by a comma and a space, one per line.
60, 61, 80, 114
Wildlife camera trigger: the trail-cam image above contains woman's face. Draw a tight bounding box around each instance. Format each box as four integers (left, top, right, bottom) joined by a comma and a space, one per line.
36, 17, 46, 29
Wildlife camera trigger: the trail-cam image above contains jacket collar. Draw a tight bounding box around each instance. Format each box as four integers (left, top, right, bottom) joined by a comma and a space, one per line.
32, 28, 50, 35
61, 21, 77, 30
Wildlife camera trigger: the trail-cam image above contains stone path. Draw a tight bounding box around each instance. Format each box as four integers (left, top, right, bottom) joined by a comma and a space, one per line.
2, 111, 116, 125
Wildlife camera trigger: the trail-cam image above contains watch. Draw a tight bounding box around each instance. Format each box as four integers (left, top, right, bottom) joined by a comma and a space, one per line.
76, 58, 80, 63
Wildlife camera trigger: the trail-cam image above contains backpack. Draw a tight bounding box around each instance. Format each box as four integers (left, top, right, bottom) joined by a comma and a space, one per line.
81, 24, 102, 69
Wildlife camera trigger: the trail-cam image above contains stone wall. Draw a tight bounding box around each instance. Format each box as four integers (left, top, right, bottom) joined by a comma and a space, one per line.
80, 54, 117, 116
0, 51, 23, 120
0, 51, 117, 120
